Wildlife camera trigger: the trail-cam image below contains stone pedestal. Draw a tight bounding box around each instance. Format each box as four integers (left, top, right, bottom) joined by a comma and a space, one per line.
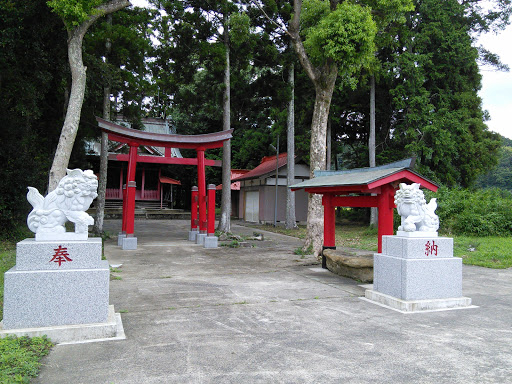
203, 235, 218, 248
122, 236, 137, 250
1, 237, 121, 343
188, 229, 198, 242
364, 235, 473, 312
117, 232, 126, 246
196, 233, 207, 246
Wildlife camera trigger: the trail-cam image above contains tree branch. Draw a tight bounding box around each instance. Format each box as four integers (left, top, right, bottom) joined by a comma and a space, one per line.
289, 0, 319, 82
78, 0, 131, 36
249, 0, 293, 38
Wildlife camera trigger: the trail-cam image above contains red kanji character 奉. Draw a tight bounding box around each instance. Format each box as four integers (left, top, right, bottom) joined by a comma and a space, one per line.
50, 245, 72, 266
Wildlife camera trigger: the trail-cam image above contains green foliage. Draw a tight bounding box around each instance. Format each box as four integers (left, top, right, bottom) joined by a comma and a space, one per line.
302, 0, 377, 78
0, 1, 68, 236
47, 0, 104, 27
294, 245, 313, 255
333, 0, 502, 187
228, 12, 252, 46
0, 335, 53, 383
425, 187, 512, 236
477, 138, 512, 190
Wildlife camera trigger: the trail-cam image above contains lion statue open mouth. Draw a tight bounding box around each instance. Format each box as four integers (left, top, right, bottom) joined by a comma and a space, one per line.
395, 183, 439, 233
27, 169, 98, 240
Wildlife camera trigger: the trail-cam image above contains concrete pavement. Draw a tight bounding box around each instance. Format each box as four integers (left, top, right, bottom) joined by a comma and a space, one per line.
34, 219, 512, 383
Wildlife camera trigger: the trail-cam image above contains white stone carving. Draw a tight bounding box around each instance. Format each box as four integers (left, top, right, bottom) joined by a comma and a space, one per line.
27, 169, 98, 241
395, 183, 439, 235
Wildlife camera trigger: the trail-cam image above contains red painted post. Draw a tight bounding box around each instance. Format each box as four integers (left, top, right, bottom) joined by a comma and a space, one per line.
377, 184, 395, 253
191, 186, 198, 231
196, 148, 207, 233
119, 166, 124, 200
121, 184, 127, 232
125, 145, 138, 236
322, 193, 336, 269
323, 194, 336, 248
207, 184, 216, 236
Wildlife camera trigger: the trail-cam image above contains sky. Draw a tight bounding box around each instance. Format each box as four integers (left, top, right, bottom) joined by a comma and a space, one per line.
129, 0, 512, 139
478, 24, 512, 140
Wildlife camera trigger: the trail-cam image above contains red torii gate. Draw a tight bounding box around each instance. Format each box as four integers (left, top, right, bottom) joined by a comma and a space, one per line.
291, 159, 438, 264
96, 117, 233, 250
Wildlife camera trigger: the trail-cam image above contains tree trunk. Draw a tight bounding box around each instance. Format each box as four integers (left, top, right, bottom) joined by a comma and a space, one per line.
95, 15, 113, 235
48, 30, 87, 192
290, 0, 338, 258
326, 118, 331, 170
48, 0, 130, 191
303, 79, 336, 257
286, 64, 297, 229
369, 75, 378, 226
218, 12, 231, 233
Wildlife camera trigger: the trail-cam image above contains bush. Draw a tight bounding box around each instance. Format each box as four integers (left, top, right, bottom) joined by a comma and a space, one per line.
424, 187, 512, 236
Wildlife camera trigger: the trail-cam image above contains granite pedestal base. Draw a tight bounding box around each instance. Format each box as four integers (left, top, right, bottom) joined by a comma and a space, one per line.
188, 229, 198, 242
117, 232, 126, 246
122, 236, 137, 250
2, 261, 110, 329
363, 290, 474, 313
204, 235, 218, 248
364, 235, 472, 312
196, 233, 207, 246
373, 253, 462, 300
0, 305, 125, 344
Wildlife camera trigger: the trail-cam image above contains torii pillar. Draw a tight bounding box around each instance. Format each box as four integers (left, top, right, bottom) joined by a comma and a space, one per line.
195, 148, 208, 245
119, 144, 139, 250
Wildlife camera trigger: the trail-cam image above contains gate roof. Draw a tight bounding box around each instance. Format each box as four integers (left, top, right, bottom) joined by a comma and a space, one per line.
96, 117, 232, 150
291, 158, 438, 194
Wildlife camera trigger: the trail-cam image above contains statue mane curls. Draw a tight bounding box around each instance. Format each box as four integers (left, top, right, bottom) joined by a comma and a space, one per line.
27, 169, 98, 240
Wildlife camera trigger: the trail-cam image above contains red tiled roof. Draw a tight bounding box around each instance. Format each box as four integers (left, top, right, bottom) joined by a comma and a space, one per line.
233, 153, 288, 181
216, 169, 250, 190
159, 176, 181, 185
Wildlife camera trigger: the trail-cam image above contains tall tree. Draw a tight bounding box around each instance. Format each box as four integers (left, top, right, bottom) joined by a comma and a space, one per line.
288, 0, 377, 256
47, 0, 130, 191
286, 63, 297, 229
219, 10, 233, 233
94, 14, 113, 235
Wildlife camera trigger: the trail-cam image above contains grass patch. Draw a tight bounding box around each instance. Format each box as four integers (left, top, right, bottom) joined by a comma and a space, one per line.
246, 223, 512, 269
0, 335, 53, 383
454, 236, 512, 268
252, 224, 378, 252
294, 245, 313, 256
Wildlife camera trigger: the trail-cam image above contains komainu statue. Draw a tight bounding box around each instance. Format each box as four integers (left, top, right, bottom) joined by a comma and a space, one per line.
27, 169, 98, 240
395, 183, 439, 233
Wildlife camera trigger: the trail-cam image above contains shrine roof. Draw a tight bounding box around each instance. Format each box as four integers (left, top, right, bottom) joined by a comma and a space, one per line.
96, 117, 233, 149
291, 159, 438, 193
233, 153, 289, 181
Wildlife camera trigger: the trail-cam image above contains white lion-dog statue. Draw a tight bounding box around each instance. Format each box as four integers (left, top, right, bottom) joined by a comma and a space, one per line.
27, 169, 98, 240
395, 183, 439, 234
